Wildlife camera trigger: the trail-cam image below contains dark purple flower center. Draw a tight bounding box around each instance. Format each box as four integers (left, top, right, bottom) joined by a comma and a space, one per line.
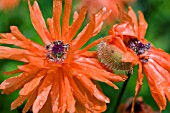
46, 41, 69, 62
128, 39, 151, 55
52, 41, 65, 57
128, 39, 151, 63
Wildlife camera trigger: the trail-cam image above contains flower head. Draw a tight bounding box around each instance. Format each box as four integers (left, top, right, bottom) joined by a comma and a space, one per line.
98, 6, 170, 111
0, 0, 20, 10
76, 0, 135, 23
118, 97, 158, 113
0, 0, 127, 113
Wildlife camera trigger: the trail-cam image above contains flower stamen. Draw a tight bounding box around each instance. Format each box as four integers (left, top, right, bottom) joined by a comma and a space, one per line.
46, 40, 69, 62
128, 39, 151, 63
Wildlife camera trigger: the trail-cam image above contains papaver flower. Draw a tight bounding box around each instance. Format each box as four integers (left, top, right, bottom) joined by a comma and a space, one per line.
98, 7, 170, 111
76, 0, 135, 23
0, 0, 128, 113
0, 0, 20, 10
118, 97, 158, 113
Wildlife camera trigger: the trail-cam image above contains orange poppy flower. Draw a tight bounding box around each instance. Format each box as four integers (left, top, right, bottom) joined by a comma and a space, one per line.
0, 0, 20, 10
118, 97, 157, 113
76, 0, 135, 23
0, 0, 127, 113
100, 7, 170, 112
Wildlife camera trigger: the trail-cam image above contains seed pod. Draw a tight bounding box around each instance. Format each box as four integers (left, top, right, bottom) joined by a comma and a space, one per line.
97, 41, 133, 75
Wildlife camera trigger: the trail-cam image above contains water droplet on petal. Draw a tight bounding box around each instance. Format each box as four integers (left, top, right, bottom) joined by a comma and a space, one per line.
39, 100, 44, 106
105, 98, 110, 103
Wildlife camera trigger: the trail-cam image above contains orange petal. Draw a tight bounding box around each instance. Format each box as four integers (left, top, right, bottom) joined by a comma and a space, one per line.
95, 7, 112, 26
74, 77, 106, 112
128, 6, 138, 36
80, 51, 97, 58
117, 5, 132, 24
32, 70, 54, 113
53, 0, 62, 40
4, 69, 22, 75
47, 18, 55, 41
10, 26, 46, 53
23, 89, 38, 113
138, 11, 148, 40
10, 26, 28, 41
149, 48, 170, 62
11, 96, 28, 110
122, 49, 139, 65
92, 7, 111, 37
74, 57, 103, 69
0, 72, 36, 94
64, 74, 76, 113
143, 62, 166, 110
62, 0, 72, 38
0, 33, 15, 39
71, 62, 119, 89
76, 36, 111, 55
19, 69, 47, 96
28, 0, 50, 44
0, 46, 33, 62
50, 71, 59, 113
0, 39, 30, 49
39, 95, 52, 113
73, 11, 79, 22
71, 15, 95, 50
149, 59, 170, 101
77, 73, 110, 103
109, 36, 127, 53
148, 51, 170, 72
58, 69, 67, 113
74, 61, 126, 82
149, 59, 170, 85
65, 6, 87, 43
67, 74, 94, 111
131, 62, 144, 112
32, 1, 47, 30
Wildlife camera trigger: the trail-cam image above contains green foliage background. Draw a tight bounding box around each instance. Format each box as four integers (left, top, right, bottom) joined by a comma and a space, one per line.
0, 0, 169, 113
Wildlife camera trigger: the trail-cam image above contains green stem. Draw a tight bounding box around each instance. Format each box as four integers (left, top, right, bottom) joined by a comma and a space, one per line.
113, 75, 131, 113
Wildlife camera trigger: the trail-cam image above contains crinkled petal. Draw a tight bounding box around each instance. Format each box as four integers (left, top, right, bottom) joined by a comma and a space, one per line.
28, 0, 50, 44
0, 46, 34, 62
62, 0, 72, 38
32, 70, 54, 113
132, 62, 144, 112
0, 72, 37, 94
138, 11, 148, 40
23, 87, 38, 113
64, 74, 76, 113
67, 74, 94, 111
128, 6, 138, 36
148, 50, 170, 72
77, 73, 110, 103
143, 61, 166, 111
53, 0, 62, 40
71, 15, 95, 50
65, 6, 87, 43
19, 69, 47, 96
39, 95, 52, 113
11, 95, 28, 110
149, 59, 170, 101
50, 69, 59, 113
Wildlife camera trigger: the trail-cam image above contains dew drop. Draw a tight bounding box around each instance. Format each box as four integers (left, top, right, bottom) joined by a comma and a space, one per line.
105, 98, 110, 103
12, 37, 15, 39
39, 100, 44, 106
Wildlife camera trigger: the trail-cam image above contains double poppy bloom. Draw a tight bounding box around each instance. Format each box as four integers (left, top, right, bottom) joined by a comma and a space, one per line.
106, 7, 170, 111
77, 0, 135, 23
0, 0, 20, 10
0, 0, 128, 113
